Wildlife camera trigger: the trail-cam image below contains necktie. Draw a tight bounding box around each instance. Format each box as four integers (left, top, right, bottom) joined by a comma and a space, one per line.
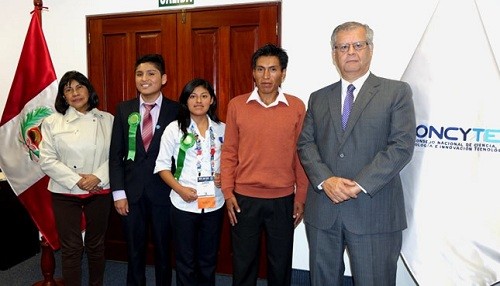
142, 103, 155, 151
342, 84, 355, 130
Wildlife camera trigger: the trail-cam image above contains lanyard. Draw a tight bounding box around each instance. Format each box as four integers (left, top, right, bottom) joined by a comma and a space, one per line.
174, 123, 216, 180
191, 124, 216, 177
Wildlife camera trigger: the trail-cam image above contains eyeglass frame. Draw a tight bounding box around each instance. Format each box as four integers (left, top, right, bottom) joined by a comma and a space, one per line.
333, 41, 371, 53
63, 84, 86, 96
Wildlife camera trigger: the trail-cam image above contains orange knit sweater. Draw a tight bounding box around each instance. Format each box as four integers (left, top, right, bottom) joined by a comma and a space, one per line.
221, 92, 308, 204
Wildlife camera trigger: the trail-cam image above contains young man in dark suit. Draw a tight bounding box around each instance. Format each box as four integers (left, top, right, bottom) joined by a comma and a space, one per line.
109, 54, 179, 286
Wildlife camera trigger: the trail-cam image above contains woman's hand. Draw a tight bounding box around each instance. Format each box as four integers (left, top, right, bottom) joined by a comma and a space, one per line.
214, 173, 221, 188
77, 174, 102, 192
176, 186, 198, 203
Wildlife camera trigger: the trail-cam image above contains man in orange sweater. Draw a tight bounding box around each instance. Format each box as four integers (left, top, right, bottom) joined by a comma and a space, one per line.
221, 43, 308, 286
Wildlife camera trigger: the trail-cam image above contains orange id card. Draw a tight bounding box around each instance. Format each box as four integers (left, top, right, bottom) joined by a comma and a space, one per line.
198, 196, 216, 209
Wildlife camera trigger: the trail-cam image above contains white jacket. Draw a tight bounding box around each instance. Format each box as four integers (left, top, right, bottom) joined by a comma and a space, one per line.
39, 107, 114, 195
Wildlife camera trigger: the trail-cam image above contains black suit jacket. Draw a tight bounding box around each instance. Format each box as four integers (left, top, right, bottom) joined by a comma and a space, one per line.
109, 96, 179, 205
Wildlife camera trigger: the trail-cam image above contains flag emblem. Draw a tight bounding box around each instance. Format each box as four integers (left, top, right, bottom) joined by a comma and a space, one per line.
19, 106, 53, 162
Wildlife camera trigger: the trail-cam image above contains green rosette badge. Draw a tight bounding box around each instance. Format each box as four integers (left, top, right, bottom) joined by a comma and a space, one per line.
127, 112, 141, 160
174, 133, 196, 180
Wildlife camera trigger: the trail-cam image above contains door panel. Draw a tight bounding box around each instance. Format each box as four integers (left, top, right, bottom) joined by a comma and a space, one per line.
177, 4, 279, 121
191, 28, 219, 93
88, 14, 178, 106
102, 35, 127, 112
87, 2, 280, 277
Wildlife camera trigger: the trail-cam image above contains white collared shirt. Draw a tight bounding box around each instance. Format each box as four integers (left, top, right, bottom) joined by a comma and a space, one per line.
246, 87, 289, 108
139, 94, 163, 135
341, 71, 370, 115
154, 116, 225, 213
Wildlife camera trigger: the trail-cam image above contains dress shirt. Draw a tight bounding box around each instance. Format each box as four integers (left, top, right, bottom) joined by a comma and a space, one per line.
340, 71, 370, 114
140, 96, 162, 135
246, 87, 289, 108
154, 116, 225, 213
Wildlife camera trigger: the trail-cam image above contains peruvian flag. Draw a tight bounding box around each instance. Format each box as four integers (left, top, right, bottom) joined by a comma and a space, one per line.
0, 8, 59, 250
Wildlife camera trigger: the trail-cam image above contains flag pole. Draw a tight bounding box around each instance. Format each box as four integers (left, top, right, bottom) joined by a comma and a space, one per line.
30, 3, 63, 285
33, 237, 63, 286
34, 0, 44, 19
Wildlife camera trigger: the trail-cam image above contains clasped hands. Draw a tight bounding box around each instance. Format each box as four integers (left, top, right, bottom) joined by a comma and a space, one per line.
77, 174, 102, 193
322, 176, 361, 204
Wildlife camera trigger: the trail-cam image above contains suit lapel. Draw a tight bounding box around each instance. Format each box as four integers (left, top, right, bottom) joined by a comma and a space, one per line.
125, 98, 146, 153
150, 96, 178, 153
152, 97, 169, 144
327, 82, 344, 138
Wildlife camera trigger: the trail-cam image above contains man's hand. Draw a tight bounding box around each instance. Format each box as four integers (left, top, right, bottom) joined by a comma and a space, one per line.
225, 196, 240, 226
114, 198, 129, 216
293, 202, 304, 227
322, 176, 360, 204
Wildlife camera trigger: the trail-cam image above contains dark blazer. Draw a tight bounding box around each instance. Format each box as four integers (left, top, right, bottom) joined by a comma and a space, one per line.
298, 73, 416, 235
109, 96, 179, 204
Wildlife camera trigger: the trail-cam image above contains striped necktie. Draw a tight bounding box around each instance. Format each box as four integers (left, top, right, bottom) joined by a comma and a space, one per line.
142, 103, 155, 151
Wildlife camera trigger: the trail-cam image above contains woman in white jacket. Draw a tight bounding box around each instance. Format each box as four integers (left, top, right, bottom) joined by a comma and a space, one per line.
39, 71, 114, 286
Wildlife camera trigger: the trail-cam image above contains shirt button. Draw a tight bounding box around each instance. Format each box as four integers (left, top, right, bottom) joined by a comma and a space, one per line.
339, 153, 345, 158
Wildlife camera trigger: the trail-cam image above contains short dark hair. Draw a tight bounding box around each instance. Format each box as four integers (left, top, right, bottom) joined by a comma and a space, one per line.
55, 71, 98, 114
135, 54, 166, 75
251, 43, 288, 70
177, 78, 220, 136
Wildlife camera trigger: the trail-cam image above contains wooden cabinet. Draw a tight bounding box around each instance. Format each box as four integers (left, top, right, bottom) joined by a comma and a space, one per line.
87, 2, 280, 277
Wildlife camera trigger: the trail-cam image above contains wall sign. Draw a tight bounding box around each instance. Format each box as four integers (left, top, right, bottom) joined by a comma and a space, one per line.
159, 0, 194, 7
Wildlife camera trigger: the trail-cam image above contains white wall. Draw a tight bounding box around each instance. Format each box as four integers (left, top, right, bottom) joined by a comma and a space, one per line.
2, 1, 500, 285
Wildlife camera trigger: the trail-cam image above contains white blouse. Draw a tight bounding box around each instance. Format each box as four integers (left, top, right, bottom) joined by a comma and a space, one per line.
154, 116, 225, 213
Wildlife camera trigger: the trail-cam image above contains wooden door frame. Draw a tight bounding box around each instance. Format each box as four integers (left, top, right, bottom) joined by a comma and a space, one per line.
86, 2, 281, 278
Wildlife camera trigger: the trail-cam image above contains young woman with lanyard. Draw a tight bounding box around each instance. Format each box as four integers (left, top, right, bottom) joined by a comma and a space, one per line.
154, 78, 225, 286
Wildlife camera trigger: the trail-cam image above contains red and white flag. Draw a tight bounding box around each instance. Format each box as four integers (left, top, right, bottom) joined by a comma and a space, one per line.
0, 8, 59, 250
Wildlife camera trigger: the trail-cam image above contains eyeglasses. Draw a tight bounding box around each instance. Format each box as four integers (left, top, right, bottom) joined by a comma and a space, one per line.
334, 41, 370, 53
63, 84, 85, 95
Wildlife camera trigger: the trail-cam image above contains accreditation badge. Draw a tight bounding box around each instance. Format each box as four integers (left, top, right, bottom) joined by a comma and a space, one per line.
197, 176, 216, 209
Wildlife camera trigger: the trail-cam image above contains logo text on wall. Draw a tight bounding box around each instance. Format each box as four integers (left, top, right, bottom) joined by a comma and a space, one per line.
415, 124, 500, 153
159, 0, 194, 7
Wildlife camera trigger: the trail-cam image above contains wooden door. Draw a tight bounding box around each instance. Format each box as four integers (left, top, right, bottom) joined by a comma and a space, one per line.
87, 2, 280, 277
176, 3, 280, 121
